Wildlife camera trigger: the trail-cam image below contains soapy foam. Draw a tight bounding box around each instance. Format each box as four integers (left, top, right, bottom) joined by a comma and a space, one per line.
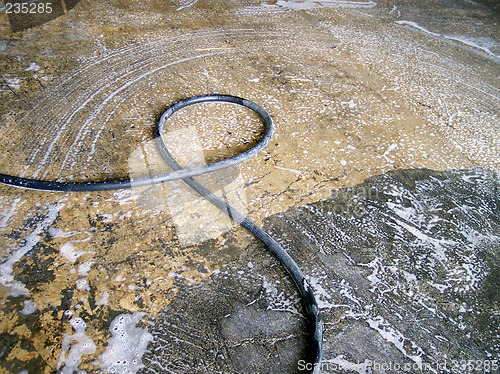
0, 204, 61, 295
57, 317, 97, 374
20, 300, 37, 315
100, 312, 153, 374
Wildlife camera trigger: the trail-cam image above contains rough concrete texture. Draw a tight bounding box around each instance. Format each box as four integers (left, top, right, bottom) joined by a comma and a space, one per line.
0, 0, 499, 373
141, 167, 499, 374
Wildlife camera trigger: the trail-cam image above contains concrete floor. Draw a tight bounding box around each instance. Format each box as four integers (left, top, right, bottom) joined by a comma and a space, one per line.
0, 0, 499, 373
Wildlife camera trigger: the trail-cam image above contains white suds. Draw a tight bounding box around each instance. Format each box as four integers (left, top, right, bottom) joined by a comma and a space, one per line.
60, 242, 87, 263
95, 291, 110, 306
99, 312, 153, 374
76, 278, 90, 291
25, 62, 40, 71
20, 300, 37, 315
5, 78, 20, 90
0, 205, 61, 295
57, 317, 97, 374
77, 259, 94, 276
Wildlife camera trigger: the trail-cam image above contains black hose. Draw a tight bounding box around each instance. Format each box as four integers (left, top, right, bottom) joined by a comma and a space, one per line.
0, 94, 323, 373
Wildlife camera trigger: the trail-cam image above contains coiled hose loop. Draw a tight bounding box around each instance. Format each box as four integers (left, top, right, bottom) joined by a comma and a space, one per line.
0, 94, 323, 373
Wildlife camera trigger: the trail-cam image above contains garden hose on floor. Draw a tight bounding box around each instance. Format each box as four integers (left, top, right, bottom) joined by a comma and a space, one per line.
0, 94, 323, 373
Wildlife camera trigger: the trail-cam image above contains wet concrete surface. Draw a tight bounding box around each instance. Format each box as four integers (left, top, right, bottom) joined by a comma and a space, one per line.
0, 0, 499, 373
141, 167, 499, 374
